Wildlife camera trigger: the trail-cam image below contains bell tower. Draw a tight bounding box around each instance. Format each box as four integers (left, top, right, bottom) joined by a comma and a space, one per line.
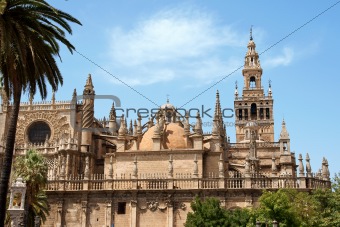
234, 29, 274, 142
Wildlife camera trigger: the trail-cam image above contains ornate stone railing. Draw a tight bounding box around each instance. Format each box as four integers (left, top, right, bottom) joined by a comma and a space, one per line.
306, 178, 331, 189
17, 100, 77, 111
235, 95, 272, 101
45, 174, 330, 192
229, 142, 280, 148
14, 139, 79, 155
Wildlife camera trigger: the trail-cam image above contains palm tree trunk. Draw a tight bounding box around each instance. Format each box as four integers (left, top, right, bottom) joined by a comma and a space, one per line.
0, 79, 22, 226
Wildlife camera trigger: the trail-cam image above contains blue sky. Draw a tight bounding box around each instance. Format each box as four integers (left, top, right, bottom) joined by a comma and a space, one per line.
37, 1, 339, 176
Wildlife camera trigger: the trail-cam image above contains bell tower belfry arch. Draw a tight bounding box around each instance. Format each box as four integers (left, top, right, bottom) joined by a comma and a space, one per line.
234, 28, 274, 142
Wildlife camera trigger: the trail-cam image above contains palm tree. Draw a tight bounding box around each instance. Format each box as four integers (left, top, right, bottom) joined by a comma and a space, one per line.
13, 149, 49, 226
0, 0, 81, 224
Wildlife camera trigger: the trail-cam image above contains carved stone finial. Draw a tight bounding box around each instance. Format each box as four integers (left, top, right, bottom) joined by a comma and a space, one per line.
212, 114, 220, 137
84, 74, 94, 90
124, 118, 128, 135
305, 153, 312, 177
118, 115, 126, 137
280, 119, 289, 140
153, 117, 161, 137
129, 119, 133, 135
133, 120, 137, 136
194, 111, 202, 135
321, 157, 329, 179
271, 153, 277, 173
109, 102, 116, 121
298, 154, 305, 177
137, 114, 142, 135
184, 111, 190, 135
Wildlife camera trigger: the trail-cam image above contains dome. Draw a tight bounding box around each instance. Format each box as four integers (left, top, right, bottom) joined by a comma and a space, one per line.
160, 98, 175, 110
161, 103, 175, 109
139, 123, 187, 150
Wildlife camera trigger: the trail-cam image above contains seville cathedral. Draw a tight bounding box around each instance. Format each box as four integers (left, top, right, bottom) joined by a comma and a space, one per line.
0, 35, 331, 227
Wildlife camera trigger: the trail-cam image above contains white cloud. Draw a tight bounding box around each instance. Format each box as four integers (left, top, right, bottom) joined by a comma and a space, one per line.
263, 47, 294, 68
105, 7, 246, 86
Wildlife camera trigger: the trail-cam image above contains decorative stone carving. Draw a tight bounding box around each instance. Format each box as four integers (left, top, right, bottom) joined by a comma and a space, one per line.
130, 200, 137, 207
174, 202, 187, 211
147, 201, 159, 211
15, 111, 69, 145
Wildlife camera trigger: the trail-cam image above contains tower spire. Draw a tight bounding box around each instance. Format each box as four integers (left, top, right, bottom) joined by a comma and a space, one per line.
234, 81, 238, 97
234, 29, 273, 143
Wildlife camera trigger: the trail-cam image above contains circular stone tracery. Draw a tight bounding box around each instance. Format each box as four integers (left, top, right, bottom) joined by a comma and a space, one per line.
27, 121, 51, 144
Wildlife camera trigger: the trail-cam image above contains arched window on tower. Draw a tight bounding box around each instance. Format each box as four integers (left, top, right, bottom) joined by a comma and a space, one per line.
251, 103, 257, 120
250, 76, 256, 88
266, 108, 270, 119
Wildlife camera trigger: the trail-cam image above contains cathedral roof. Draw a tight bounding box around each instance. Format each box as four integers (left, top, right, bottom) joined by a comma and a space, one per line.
139, 123, 187, 150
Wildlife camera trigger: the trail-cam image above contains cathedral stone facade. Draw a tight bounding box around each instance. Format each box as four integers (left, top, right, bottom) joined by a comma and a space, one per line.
0, 36, 331, 227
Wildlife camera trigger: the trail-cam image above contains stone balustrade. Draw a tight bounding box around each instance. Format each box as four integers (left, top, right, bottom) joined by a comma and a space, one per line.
14, 138, 79, 155
44, 172, 330, 192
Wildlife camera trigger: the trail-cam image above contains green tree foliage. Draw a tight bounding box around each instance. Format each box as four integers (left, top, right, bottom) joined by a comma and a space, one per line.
185, 197, 228, 227
256, 189, 300, 226
13, 149, 49, 226
311, 173, 340, 227
185, 174, 340, 227
185, 197, 253, 227
225, 208, 254, 227
0, 0, 81, 224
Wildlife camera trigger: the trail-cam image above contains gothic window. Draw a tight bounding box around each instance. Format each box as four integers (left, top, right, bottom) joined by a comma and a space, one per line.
260, 108, 264, 119
238, 109, 242, 120
251, 103, 257, 120
27, 121, 51, 144
250, 76, 256, 88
